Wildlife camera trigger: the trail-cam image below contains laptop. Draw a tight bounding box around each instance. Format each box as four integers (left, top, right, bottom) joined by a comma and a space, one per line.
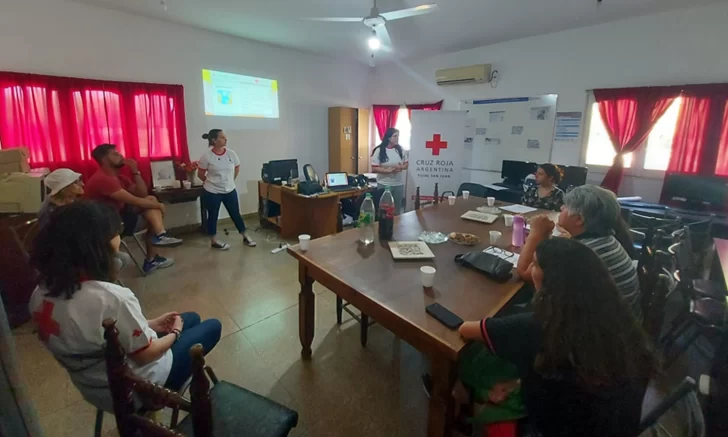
325, 172, 352, 192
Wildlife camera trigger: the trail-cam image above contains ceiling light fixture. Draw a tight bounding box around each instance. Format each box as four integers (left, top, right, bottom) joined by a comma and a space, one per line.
367, 30, 381, 51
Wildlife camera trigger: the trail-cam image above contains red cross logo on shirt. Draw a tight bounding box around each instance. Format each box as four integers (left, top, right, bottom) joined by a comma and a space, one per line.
426, 134, 448, 156
133, 329, 143, 337
32, 301, 61, 342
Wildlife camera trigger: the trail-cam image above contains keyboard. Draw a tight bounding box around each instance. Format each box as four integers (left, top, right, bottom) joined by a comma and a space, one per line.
461, 211, 498, 224
328, 185, 354, 192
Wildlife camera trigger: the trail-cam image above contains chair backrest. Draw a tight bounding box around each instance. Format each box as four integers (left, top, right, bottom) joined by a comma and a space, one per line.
302, 164, 319, 183
456, 183, 488, 198
638, 377, 703, 437
629, 213, 682, 250
643, 270, 671, 343
103, 318, 206, 437
669, 241, 695, 283
9, 218, 39, 261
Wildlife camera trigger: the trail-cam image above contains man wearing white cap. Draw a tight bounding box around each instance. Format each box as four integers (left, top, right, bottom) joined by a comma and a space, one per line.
38, 168, 131, 274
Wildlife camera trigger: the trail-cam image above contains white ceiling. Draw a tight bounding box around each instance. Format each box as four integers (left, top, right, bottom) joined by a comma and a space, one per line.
69, 0, 725, 62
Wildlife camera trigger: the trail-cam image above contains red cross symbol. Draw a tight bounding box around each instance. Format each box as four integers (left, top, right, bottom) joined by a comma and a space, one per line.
426, 134, 448, 156
32, 300, 61, 342
133, 329, 143, 337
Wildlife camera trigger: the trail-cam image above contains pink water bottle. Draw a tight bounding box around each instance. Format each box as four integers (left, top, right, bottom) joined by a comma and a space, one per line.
512, 215, 525, 247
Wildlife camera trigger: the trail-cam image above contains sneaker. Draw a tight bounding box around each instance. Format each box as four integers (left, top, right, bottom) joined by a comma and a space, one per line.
151, 233, 183, 247
243, 236, 257, 247
143, 255, 175, 274
211, 241, 230, 251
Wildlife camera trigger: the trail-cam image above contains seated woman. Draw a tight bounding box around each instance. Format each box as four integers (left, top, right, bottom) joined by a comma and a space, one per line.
29, 201, 222, 412
521, 163, 564, 211
458, 238, 656, 437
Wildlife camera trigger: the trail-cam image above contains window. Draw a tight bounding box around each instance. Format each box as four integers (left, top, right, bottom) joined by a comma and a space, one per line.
374, 107, 411, 150
584, 97, 683, 172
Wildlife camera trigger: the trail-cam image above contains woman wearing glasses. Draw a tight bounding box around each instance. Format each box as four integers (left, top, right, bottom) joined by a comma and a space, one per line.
456, 238, 655, 437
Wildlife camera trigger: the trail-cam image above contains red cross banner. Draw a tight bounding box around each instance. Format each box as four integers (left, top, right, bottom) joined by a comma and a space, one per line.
407, 110, 467, 206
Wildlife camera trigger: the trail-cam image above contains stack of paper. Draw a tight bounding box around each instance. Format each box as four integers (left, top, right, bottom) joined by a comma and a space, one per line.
499, 204, 538, 214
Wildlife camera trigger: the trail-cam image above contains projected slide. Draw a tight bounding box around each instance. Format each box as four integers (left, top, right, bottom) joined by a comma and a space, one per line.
202, 69, 279, 118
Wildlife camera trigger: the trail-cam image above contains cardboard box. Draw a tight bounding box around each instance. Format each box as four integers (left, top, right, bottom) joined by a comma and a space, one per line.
0, 147, 30, 173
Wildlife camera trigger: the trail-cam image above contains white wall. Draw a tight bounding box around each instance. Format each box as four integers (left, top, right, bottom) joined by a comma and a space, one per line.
370, 3, 728, 202
0, 0, 371, 226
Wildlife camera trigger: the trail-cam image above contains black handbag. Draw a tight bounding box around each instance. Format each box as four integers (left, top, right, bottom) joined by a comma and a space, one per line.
454, 251, 513, 282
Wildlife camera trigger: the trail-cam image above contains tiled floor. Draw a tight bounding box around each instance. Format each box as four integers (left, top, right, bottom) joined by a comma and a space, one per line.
11, 225, 697, 437
13, 227, 431, 437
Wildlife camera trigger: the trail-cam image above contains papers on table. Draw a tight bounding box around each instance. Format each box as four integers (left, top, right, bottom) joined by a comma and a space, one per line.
499, 204, 538, 214
484, 184, 509, 191
483, 246, 520, 264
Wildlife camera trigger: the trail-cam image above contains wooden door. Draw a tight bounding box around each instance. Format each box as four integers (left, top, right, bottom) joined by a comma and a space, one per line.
328, 107, 356, 173
356, 108, 370, 174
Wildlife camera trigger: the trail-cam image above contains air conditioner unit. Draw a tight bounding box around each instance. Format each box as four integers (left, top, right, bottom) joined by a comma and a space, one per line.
435, 64, 491, 86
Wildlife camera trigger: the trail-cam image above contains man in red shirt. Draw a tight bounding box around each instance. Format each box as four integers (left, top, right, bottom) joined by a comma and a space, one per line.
85, 144, 182, 274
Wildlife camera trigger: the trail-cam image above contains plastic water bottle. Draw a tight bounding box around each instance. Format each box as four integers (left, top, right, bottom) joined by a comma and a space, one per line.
358, 193, 375, 245
512, 215, 525, 247
378, 187, 395, 240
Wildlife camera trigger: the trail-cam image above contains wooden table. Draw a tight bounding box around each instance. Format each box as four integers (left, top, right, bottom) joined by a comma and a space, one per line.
288, 198, 547, 437
713, 238, 728, 290
154, 186, 207, 232
258, 181, 367, 239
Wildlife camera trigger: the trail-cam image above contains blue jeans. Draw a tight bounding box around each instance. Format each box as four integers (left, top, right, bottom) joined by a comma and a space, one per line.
164, 312, 222, 391
202, 189, 247, 236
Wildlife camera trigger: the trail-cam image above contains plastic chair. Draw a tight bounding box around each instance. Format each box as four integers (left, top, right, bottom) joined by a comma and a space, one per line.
638, 377, 703, 437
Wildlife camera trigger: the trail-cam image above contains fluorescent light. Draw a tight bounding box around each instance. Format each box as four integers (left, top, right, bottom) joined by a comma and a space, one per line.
368, 35, 381, 50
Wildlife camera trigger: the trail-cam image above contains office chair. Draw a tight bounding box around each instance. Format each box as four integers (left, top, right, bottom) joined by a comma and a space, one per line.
303, 164, 319, 183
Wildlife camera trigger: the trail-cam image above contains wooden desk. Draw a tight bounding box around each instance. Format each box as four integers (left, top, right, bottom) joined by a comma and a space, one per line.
713, 238, 728, 290
153, 186, 207, 232
288, 198, 546, 437
258, 181, 366, 239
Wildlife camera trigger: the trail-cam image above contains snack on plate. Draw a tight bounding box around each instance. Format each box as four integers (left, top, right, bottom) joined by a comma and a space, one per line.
449, 232, 481, 246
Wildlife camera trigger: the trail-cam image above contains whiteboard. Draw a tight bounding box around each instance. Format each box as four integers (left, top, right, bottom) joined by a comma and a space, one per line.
460, 95, 558, 172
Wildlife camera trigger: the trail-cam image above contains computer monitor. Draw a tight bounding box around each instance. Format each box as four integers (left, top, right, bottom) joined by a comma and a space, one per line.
660, 173, 728, 212
267, 159, 298, 183
501, 160, 538, 185
560, 165, 588, 190
325, 172, 348, 188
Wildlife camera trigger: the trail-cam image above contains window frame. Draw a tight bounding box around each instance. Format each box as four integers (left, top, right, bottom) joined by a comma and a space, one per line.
580, 92, 669, 180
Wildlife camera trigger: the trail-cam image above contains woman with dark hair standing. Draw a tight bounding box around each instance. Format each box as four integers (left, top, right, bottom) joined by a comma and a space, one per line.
521, 163, 564, 211
197, 129, 256, 250
457, 237, 656, 437
371, 128, 408, 215
29, 201, 222, 412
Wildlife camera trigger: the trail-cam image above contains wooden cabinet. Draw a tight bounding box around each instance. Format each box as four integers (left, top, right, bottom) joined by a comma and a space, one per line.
328, 107, 370, 174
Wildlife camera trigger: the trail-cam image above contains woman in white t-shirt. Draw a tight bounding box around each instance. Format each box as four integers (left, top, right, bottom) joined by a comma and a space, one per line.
371, 128, 409, 215
197, 129, 256, 250
28, 201, 222, 412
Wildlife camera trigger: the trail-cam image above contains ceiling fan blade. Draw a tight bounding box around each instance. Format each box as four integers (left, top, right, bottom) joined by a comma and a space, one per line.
376, 24, 394, 52
304, 17, 363, 23
380, 4, 439, 21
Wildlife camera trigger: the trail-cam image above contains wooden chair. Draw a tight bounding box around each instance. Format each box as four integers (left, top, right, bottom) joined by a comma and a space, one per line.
9, 217, 39, 261
103, 318, 298, 437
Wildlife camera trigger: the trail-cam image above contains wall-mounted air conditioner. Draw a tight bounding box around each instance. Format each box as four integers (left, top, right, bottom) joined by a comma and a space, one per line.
435, 64, 491, 86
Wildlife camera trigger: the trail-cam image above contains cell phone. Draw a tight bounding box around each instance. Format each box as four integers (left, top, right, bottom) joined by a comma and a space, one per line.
426, 303, 464, 330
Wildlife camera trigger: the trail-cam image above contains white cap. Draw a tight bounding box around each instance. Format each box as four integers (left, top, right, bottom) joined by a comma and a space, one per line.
45, 168, 82, 196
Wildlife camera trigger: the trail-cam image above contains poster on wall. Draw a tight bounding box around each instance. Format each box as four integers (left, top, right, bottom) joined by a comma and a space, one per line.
408, 110, 467, 202
554, 111, 582, 142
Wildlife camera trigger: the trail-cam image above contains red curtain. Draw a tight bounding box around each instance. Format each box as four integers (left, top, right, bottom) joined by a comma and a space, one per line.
666, 84, 728, 176
667, 96, 711, 174
406, 100, 444, 120
716, 100, 728, 177
372, 104, 400, 140
594, 87, 678, 193
0, 72, 189, 186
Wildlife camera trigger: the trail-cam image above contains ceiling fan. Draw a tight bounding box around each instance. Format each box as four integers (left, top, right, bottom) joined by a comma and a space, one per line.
306, 1, 439, 64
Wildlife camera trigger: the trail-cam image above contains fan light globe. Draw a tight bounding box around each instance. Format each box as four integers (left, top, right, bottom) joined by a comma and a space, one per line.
368, 35, 381, 50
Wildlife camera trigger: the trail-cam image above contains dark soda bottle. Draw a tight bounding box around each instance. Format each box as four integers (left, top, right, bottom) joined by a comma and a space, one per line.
378, 187, 395, 240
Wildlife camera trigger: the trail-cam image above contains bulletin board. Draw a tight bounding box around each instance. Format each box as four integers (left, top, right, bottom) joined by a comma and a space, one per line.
460, 95, 558, 172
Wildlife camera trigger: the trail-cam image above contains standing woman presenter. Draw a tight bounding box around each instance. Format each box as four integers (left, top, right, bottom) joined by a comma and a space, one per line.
198, 129, 256, 250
